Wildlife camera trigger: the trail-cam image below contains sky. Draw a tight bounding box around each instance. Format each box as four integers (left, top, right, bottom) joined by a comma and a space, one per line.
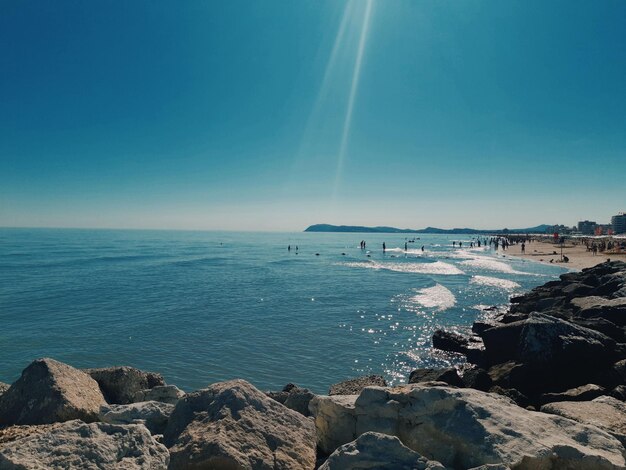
1, 0, 625, 231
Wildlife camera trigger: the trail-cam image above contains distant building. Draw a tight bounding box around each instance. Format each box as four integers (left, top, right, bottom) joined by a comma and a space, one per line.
612, 213, 626, 234
546, 224, 573, 235
577, 220, 597, 235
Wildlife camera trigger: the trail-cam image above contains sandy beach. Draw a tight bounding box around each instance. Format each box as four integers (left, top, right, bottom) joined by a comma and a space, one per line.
503, 237, 626, 271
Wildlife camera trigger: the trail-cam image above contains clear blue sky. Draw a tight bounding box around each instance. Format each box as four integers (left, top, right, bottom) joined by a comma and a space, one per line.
1, 0, 625, 231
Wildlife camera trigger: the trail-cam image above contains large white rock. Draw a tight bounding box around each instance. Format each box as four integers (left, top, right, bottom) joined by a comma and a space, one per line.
0, 420, 169, 469
164, 379, 316, 469
99, 401, 174, 435
0, 358, 106, 425
318, 432, 445, 470
541, 395, 626, 446
309, 394, 358, 453
132, 385, 184, 405
310, 384, 626, 469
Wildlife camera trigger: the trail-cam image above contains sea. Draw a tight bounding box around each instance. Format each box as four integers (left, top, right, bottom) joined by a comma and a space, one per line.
0, 228, 568, 394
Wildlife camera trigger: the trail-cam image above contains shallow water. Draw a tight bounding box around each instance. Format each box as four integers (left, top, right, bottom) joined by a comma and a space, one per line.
0, 229, 566, 393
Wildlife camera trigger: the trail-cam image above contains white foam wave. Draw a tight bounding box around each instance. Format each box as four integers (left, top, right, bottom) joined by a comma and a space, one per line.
470, 275, 521, 290
341, 260, 464, 275
409, 284, 456, 312
460, 257, 529, 275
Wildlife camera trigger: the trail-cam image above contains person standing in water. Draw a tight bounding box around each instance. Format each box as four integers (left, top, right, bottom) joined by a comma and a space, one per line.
383, 242, 386, 252
405, 242, 408, 251
421, 245, 425, 252
288, 245, 291, 252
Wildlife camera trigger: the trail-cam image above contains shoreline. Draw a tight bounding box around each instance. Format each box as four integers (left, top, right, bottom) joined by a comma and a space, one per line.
501, 237, 625, 271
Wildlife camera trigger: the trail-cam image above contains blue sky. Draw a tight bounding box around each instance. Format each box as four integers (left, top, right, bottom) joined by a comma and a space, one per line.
1, 0, 625, 231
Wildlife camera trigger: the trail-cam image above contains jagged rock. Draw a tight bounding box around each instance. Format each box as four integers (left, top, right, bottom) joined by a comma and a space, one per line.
266, 383, 315, 416
0, 384, 8, 397
408, 368, 463, 387
310, 383, 625, 468
329, 375, 387, 395
0, 358, 106, 425
132, 385, 184, 405
487, 386, 531, 409
572, 297, 626, 325
0, 420, 169, 469
462, 368, 493, 391
540, 384, 606, 405
318, 432, 445, 470
541, 396, 626, 446
432, 329, 469, 354
164, 379, 316, 470
99, 401, 174, 435
85, 366, 165, 404
309, 394, 358, 454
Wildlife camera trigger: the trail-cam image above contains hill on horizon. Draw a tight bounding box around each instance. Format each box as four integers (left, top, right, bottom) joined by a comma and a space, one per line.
304, 224, 551, 234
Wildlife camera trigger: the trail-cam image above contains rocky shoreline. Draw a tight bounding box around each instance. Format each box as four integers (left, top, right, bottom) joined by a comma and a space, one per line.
1, 261, 626, 469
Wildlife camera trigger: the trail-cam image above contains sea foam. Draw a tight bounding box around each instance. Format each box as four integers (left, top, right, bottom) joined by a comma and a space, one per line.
460, 257, 529, 275
409, 284, 456, 312
470, 275, 521, 290
341, 260, 464, 275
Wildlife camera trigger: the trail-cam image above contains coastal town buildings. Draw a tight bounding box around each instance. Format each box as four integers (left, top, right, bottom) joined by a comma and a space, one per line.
612, 213, 626, 234
577, 220, 597, 235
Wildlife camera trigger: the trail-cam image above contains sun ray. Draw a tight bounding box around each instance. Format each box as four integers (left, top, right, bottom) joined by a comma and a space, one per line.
333, 0, 374, 198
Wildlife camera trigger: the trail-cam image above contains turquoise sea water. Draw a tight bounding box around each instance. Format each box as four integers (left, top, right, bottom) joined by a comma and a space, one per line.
0, 229, 567, 393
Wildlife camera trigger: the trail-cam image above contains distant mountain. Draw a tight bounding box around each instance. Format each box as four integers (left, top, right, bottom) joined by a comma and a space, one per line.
304, 224, 552, 234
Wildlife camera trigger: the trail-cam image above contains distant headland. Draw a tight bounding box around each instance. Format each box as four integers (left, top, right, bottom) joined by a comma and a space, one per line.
304, 224, 552, 234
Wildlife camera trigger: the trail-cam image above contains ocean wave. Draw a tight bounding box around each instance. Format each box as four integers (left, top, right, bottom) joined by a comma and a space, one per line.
409, 284, 457, 312
459, 257, 529, 275
470, 275, 521, 290
340, 260, 464, 275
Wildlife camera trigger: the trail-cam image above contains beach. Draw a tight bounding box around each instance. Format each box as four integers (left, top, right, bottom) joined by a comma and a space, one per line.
503, 237, 626, 271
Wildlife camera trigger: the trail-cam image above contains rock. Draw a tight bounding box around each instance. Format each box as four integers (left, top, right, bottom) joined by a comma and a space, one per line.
540, 384, 606, 405
408, 368, 463, 387
0, 420, 169, 469
164, 379, 316, 470
329, 375, 387, 395
310, 383, 626, 468
488, 386, 531, 409
431, 329, 469, 354
132, 385, 184, 405
0, 358, 106, 425
573, 297, 626, 326
611, 385, 626, 400
462, 368, 492, 391
541, 396, 626, 446
99, 401, 174, 435
85, 366, 165, 405
482, 313, 617, 391
318, 432, 445, 470
574, 318, 626, 343
0, 384, 8, 397
266, 383, 315, 416
309, 394, 357, 455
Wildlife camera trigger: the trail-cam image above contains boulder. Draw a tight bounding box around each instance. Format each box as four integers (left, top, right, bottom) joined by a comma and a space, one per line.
309, 383, 626, 468
540, 384, 606, 405
99, 401, 174, 435
482, 313, 616, 391
0, 358, 106, 425
0, 383, 8, 397
0, 420, 169, 469
266, 383, 315, 416
462, 368, 493, 391
541, 395, 626, 446
309, 394, 358, 454
132, 385, 184, 405
164, 379, 316, 469
431, 329, 469, 354
408, 368, 463, 387
318, 432, 445, 470
85, 366, 165, 404
573, 297, 626, 326
329, 375, 387, 395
